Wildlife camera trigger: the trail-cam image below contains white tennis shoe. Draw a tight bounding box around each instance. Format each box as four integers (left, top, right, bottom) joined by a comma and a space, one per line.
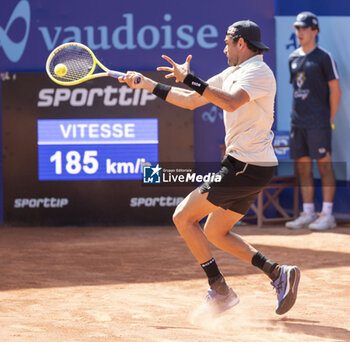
205, 288, 240, 315
285, 212, 318, 229
309, 213, 336, 231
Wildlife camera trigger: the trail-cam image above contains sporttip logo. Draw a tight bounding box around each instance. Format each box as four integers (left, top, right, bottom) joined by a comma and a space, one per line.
37, 87, 156, 108
130, 196, 184, 207
14, 197, 69, 208
0, 0, 30, 62
142, 163, 222, 185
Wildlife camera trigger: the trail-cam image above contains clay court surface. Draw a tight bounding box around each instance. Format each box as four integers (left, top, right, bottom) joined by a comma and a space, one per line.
1, 224, 350, 342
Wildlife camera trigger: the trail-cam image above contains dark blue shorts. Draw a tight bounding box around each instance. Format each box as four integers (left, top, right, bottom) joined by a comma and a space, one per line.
290, 126, 332, 160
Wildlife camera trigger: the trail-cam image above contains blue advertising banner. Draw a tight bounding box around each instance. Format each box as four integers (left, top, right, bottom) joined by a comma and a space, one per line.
1, 0, 275, 162
1, 0, 275, 77
1, 0, 275, 225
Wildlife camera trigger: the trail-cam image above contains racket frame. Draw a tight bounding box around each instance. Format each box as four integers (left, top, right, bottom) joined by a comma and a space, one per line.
46, 42, 126, 86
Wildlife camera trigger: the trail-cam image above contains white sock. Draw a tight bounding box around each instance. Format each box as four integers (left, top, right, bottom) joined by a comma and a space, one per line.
322, 202, 333, 216
303, 203, 315, 215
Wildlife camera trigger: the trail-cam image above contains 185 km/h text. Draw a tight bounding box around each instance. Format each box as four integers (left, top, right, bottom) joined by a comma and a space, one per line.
50, 150, 145, 175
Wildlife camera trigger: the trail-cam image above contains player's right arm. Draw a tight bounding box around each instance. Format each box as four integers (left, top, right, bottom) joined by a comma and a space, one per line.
119, 72, 210, 110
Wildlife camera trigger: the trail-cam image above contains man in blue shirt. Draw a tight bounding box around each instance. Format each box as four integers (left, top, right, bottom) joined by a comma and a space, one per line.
285, 12, 342, 230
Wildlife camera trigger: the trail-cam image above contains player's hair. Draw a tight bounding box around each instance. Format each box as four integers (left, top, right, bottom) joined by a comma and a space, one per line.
311, 24, 320, 33
231, 36, 264, 54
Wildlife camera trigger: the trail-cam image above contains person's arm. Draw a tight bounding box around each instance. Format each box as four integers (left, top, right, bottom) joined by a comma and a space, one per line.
157, 54, 250, 111
198, 83, 250, 112
328, 79, 341, 124
119, 72, 210, 110
320, 52, 341, 125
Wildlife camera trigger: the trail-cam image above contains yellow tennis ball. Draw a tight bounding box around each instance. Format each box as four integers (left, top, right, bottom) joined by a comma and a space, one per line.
54, 63, 67, 77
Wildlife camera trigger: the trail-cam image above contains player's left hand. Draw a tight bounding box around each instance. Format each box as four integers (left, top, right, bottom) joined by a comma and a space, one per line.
157, 55, 192, 83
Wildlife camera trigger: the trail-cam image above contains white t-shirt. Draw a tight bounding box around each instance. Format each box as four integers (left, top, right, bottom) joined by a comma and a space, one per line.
208, 55, 278, 166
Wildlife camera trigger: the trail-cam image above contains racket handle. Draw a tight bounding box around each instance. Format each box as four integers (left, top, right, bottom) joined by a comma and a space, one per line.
109, 71, 141, 84
108, 70, 126, 78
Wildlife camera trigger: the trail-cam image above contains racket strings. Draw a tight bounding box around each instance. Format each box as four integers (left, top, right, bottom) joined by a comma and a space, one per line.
49, 46, 95, 82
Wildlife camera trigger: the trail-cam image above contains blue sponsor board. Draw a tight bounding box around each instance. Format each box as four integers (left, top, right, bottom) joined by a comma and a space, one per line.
1, 0, 274, 224
1, 0, 275, 78
38, 119, 158, 180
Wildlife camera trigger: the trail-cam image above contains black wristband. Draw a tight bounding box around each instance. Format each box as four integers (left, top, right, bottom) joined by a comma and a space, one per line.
183, 72, 208, 95
152, 83, 171, 100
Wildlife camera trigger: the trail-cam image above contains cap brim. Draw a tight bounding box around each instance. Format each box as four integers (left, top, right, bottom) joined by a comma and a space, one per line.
248, 40, 270, 52
292, 21, 309, 28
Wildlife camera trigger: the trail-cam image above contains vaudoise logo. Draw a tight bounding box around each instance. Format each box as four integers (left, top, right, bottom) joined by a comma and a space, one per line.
0, 0, 30, 62
1, 0, 219, 64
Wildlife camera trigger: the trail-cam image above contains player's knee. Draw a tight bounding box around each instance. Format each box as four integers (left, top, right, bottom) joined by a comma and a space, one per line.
318, 162, 333, 177
297, 167, 312, 179
318, 167, 328, 178
172, 207, 187, 229
172, 206, 196, 234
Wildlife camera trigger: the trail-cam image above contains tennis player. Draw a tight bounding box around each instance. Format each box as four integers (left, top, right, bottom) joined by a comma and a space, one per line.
119, 20, 300, 315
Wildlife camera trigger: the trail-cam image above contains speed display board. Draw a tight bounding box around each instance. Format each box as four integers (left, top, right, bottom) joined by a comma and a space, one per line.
38, 118, 158, 180
2, 72, 193, 226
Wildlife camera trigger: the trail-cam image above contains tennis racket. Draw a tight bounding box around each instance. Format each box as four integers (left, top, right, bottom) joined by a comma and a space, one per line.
46, 42, 140, 86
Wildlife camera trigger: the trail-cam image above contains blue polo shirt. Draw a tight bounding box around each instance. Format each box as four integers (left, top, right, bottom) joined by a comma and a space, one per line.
288, 46, 339, 128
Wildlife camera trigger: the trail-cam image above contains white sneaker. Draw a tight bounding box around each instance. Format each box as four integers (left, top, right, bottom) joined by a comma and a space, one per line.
309, 213, 336, 231
285, 212, 318, 229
